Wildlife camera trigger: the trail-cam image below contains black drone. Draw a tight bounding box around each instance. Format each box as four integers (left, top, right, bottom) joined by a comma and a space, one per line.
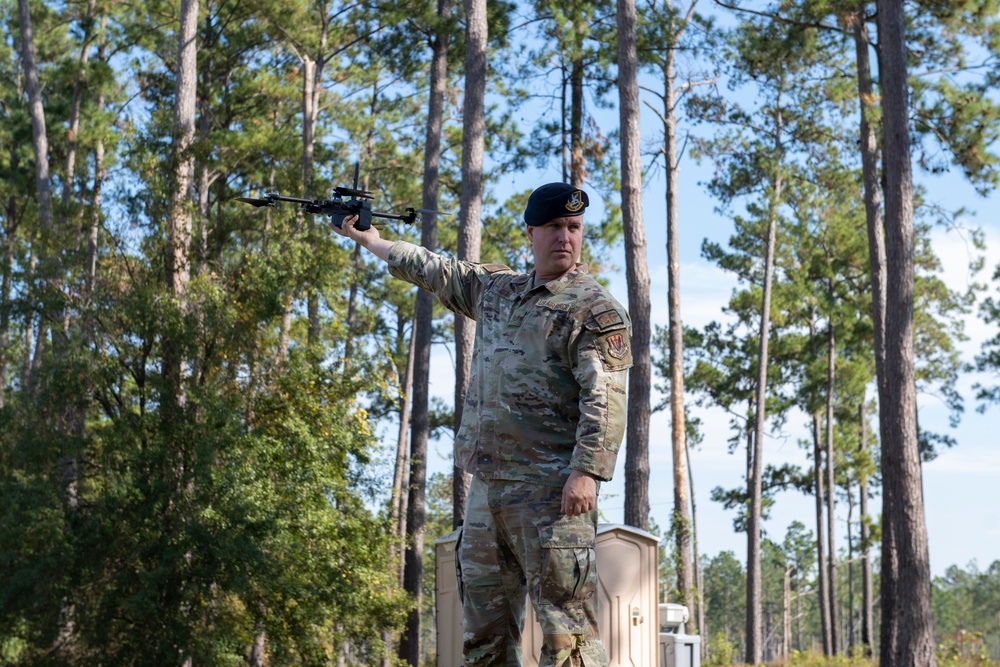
235, 164, 438, 230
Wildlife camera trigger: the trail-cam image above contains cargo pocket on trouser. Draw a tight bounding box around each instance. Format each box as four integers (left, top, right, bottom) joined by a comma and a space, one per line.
455, 526, 465, 605
577, 641, 608, 667
537, 523, 597, 635
539, 539, 596, 605
538, 635, 608, 667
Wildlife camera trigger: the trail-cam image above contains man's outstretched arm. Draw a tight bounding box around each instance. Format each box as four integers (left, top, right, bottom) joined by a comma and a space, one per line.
330, 214, 394, 261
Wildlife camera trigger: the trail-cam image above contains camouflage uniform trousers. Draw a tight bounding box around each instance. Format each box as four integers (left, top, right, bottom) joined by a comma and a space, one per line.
456, 475, 608, 667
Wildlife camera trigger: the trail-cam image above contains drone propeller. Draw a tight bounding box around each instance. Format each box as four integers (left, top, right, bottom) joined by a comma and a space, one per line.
234, 196, 273, 208
333, 186, 374, 199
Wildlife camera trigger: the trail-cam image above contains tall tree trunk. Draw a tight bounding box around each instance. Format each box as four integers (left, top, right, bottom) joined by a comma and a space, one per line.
400, 307, 430, 667
22, 234, 36, 388
299, 7, 329, 350
745, 117, 781, 667
687, 440, 706, 657
392, 324, 416, 564
877, 2, 937, 665
853, 13, 881, 658
847, 477, 856, 651
64, 0, 98, 241
196, 6, 215, 278
384, 324, 413, 667
813, 412, 833, 654
0, 195, 20, 409
859, 403, 874, 654
617, 0, 651, 531
399, 3, 449, 660
454, 0, 480, 529
854, 0, 886, 410
301, 53, 320, 348
85, 23, 107, 308
782, 568, 791, 657
662, 4, 694, 623
825, 314, 839, 654
570, 55, 585, 185
163, 0, 198, 419
17, 0, 54, 232
18, 0, 55, 394
345, 85, 381, 363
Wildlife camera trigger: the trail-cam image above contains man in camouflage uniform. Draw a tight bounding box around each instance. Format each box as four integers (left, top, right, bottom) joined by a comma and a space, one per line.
332, 183, 631, 667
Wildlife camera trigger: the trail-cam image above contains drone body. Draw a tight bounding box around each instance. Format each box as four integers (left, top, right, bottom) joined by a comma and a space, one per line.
235, 164, 439, 230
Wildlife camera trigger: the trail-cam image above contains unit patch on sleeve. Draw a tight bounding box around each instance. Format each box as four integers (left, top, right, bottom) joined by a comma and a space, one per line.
598, 330, 632, 369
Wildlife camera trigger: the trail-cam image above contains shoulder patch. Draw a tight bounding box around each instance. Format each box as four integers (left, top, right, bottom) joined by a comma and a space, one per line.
589, 307, 626, 332
597, 330, 632, 370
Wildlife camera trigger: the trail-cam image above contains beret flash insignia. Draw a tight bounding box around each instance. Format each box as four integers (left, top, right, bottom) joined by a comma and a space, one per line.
565, 190, 585, 213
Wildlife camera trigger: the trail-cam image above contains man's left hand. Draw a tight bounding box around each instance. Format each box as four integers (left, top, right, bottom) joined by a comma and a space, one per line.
562, 470, 597, 516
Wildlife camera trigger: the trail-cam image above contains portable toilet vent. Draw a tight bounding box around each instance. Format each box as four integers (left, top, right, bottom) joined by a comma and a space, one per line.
435, 523, 659, 667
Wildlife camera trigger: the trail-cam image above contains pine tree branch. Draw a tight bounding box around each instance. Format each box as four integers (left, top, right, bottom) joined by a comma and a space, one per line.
712, 0, 846, 35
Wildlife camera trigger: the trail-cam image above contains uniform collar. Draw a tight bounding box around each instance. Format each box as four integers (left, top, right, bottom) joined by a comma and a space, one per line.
528, 263, 588, 295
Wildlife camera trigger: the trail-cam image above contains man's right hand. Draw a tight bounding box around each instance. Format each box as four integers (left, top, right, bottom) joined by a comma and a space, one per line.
331, 214, 393, 261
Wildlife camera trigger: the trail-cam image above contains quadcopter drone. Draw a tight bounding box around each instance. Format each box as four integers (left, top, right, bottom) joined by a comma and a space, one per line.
235, 164, 439, 230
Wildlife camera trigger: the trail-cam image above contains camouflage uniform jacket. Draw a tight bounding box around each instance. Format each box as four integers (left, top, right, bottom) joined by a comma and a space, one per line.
388, 241, 632, 486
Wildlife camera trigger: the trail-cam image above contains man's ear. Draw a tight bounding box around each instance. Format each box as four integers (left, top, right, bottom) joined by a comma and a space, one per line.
526, 225, 534, 243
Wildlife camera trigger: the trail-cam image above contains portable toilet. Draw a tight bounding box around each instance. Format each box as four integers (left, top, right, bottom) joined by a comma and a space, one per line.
658, 603, 701, 667
435, 523, 659, 667
435, 530, 463, 666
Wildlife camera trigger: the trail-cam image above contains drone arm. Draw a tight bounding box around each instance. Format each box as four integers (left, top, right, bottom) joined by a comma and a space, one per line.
267, 194, 318, 205
371, 208, 418, 225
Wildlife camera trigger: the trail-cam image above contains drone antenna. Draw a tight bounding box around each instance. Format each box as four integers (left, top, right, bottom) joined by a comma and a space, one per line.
352, 162, 360, 192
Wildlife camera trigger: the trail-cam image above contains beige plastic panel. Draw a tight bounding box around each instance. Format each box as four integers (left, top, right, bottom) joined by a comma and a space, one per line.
435, 531, 463, 666
435, 524, 659, 667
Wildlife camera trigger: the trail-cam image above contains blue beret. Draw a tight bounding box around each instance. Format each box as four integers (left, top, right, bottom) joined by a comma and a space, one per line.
524, 183, 589, 226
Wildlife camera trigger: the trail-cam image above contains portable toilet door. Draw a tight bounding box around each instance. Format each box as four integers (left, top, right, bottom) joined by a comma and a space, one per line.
436, 524, 659, 667
521, 524, 659, 667
435, 529, 463, 667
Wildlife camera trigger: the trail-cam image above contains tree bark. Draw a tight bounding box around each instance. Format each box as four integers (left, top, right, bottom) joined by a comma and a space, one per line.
617, 0, 651, 532
399, 4, 450, 660
301, 52, 320, 348
85, 24, 108, 307
852, 11, 881, 658
0, 202, 19, 411
163, 0, 198, 418
570, 56, 585, 185
813, 412, 833, 654
454, 0, 481, 528
877, 2, 937, 665
847, 477, 856, 651
16, 0, 54, 233
64, 0, 98, 239
392, 325, 415, 565
663, 6, 694, 623
687, 440, 706, 656
859, 404, 874, 654
17, 0, 54, 394
825, 314, 839, 654
745, 116, 781, 667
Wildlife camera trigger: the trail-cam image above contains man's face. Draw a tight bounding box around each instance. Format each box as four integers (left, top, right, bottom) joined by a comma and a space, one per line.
527, 216, 584, 280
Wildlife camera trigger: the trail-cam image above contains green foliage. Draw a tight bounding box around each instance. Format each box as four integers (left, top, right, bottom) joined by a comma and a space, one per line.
704, 632, 741, 666
933, 561, 1000, 662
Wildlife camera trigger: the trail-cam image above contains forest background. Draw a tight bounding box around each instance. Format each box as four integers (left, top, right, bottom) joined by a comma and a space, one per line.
2, 0, 1000, 665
